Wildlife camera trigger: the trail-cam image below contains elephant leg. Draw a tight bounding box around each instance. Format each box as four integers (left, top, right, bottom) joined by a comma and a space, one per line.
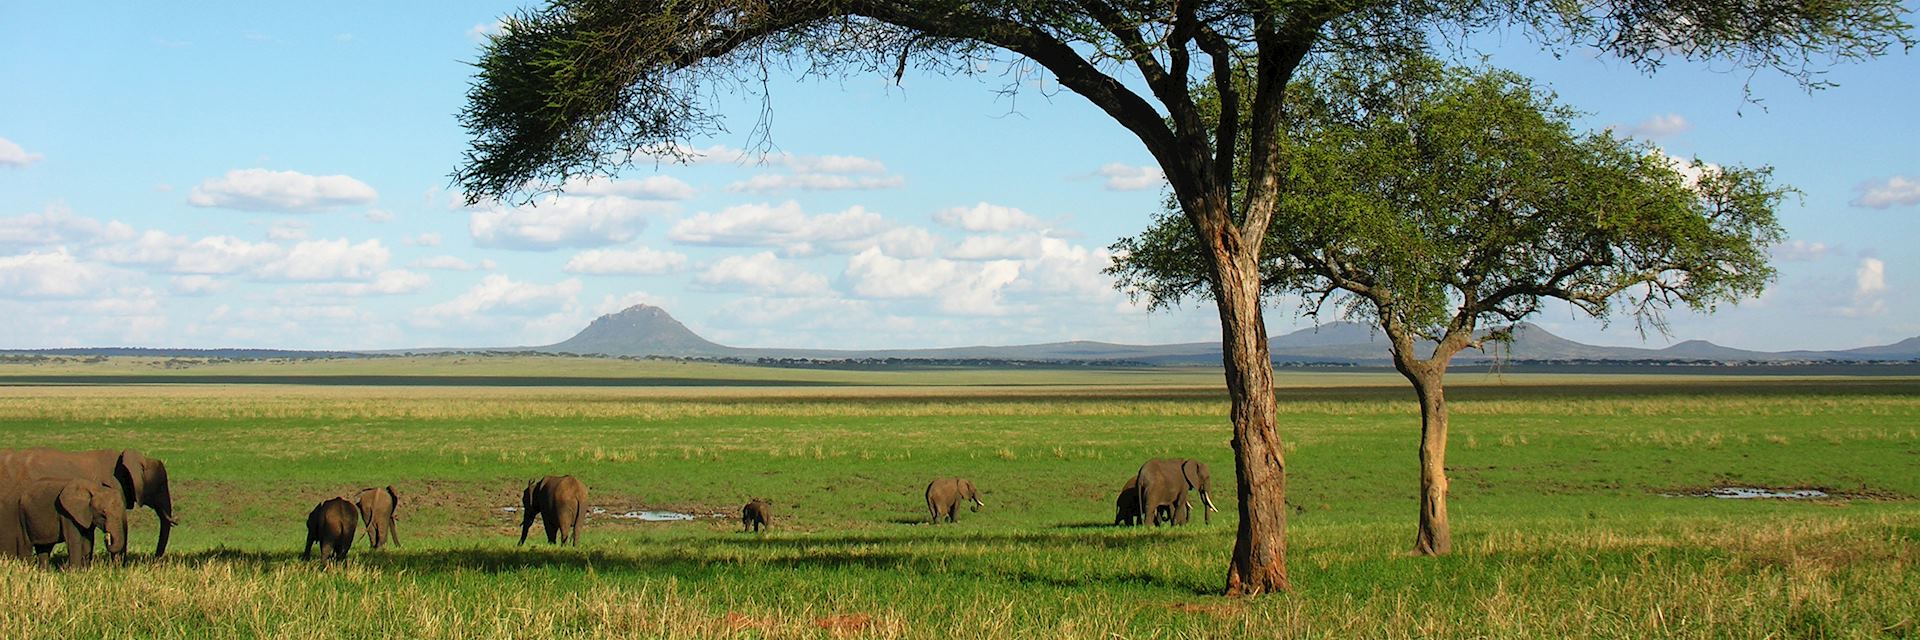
518, 511, 536, 546
62, 523, 93, 569
544, 511, 560, 544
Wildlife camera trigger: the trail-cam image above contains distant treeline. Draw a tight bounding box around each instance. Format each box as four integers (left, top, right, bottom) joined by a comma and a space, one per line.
0, 347, 376, 359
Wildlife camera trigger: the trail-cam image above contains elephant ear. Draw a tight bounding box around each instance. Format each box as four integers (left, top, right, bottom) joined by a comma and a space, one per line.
58, 483, 96, 525
1182, 460, 1203, 490
116, 450, 150, 505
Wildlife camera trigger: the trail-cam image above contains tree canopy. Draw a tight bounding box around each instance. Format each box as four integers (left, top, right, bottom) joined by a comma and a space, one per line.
1108, 57, 1792, 354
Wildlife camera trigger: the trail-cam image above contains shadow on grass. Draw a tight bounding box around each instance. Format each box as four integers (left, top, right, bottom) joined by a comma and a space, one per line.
146, 530, 1223, 596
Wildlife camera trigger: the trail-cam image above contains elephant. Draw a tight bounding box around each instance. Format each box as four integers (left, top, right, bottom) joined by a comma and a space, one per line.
0, 448, 178, 557
354, 486, 400, 550
925, 478, 984, 524
741, 498, 771, 533
303, 497, 358, 561
1135, 458, 1217, 526
13, 479, 127, 569
518, 475, 586, 546
1114, 476, 1144, 526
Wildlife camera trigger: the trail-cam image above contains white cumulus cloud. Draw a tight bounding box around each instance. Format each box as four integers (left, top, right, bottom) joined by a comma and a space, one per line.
468, 194, 673, 250
93, 231, 282, 274
564, 246, 688, 275
1851, 176, 1920, 209
0, 137, 45, 168
1621, 113, 1692, 138
0, 250, 115, 298
728, 173, 905, 193
256, 238, 391, 281
559, 175, 696, 200
693, 252, 830, 295
669, 202, 903, 255
418, 274, 582, 321
187, 168, 379, 213
1842, 257, 1889, 317
1769, 240, 1832, 262
295, 269, 430, 296
0, 204, 136, 248
933, 202, 1049, 233
842, 247, 1020, 315
1092, 163, 1164, 191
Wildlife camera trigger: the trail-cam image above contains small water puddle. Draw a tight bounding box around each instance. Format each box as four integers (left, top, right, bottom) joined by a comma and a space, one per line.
499, 506, 713, 521
1667, 486, 1830, 499
593, 507, 699, 521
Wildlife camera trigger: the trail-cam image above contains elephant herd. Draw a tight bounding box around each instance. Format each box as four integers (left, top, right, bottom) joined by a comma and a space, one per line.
0, 448, 177, 568
0, 446, 1218, 568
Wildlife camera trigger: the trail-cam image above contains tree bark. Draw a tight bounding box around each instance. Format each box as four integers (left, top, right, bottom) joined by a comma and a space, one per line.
1404, 364, 1452, 556
1210, 237, 1290, 595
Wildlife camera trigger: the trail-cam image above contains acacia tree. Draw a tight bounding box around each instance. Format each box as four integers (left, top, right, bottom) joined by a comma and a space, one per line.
454, 0, 1908, 594
1110, 56, 1791, 555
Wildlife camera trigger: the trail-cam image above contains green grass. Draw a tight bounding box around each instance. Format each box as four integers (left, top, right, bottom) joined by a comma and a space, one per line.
2, 359, 1916, 638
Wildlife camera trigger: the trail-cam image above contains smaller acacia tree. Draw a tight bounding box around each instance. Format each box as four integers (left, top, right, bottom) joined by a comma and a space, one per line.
1109, 57, 1791, 556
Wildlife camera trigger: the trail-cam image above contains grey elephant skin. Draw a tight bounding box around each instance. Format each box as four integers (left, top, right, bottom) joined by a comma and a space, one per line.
0, 448, 178, 557
519, 475, 587, 546
355, 486, 400, 550
925, 478, 984, 524
304, 497, 358, 561
1134, 458, 1218, 526
1113, 476, 1146, 526
741, 498, 772, 532
10, 479, 127, 568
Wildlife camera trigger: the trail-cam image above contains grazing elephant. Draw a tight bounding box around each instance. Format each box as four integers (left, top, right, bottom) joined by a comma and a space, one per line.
1135, 458, 1217, 526
0, 448, 178, 557
354, 486, 400, 550
741, 498, 771, 533
14, 479, 127, 568
518, 475, 586, 546
303, 497, 358, 561
1114, 476, 1144, 526
925, 478, 984, 524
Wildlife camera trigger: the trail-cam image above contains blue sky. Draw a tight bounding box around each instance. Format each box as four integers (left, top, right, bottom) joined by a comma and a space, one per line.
2, 3, 1915, 352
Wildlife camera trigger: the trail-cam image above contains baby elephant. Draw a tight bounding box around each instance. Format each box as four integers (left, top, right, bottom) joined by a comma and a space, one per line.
741, 498, 772, 533
1114, 476, 1143, 526
925, 478, 984, 524
519, 475, 587, 546
16, 479, 127, 568
354, 486, 400, 550
304, 497, 358, 561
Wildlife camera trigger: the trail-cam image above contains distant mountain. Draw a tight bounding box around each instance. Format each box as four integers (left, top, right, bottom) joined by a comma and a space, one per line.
531, 305, 1920, 364
10, 305, 1912, 366
543, 304, 734, 358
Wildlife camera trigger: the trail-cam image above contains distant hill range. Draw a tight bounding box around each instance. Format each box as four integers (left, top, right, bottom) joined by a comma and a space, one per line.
520, 304, 1920, 365
9, 304, 1916, 365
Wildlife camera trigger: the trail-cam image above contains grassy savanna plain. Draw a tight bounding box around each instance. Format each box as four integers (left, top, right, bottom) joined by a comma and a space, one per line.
1, 357, 1916, 638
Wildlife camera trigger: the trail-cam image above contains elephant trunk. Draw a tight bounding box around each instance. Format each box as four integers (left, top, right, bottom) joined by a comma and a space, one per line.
153, 504, 175, 558
107, 508, 129, 564
145, 464, 177, 558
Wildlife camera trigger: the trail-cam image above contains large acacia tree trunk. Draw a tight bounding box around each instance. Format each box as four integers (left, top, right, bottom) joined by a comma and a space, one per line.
1207, 232, 1290, 595
1399, 360, 1452, 556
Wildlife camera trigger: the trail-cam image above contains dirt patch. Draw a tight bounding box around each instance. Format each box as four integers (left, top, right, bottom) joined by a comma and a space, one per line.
720, 612, 773, 633
813, 614, 874, 635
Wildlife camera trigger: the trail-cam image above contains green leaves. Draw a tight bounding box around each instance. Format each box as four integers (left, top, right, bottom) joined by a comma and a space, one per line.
1110, 57, 1791, 356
